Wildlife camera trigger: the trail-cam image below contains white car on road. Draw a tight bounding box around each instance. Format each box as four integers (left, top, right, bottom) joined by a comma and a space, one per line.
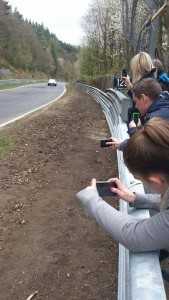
48, 79, 57, 86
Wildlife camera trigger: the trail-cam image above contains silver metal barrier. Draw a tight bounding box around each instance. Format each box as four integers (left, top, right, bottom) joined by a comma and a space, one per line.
77, 83, 167, 300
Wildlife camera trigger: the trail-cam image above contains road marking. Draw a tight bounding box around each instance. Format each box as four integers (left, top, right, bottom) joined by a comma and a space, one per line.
0, 87, 66, 128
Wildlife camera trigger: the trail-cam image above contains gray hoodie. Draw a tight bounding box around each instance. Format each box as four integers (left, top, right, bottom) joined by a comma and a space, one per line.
76, 187, 169, 252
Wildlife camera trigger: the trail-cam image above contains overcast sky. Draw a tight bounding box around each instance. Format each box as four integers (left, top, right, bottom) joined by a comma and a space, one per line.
8, 0, 91, 45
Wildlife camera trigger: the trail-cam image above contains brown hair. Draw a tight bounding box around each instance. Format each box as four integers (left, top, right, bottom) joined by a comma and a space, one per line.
132, 78, 162, 100
123, 118, 169, 179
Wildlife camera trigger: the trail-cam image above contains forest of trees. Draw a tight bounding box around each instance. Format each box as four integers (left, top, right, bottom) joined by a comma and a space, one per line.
0, 0, 79, 79
0, 0, 168, 82
80, 0, 169, 81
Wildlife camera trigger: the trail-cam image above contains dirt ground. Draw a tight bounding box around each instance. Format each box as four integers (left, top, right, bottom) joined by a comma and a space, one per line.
0, 90, 118, 300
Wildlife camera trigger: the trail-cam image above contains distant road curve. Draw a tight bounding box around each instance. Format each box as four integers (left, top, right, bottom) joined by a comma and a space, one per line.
0, 82, 66, 128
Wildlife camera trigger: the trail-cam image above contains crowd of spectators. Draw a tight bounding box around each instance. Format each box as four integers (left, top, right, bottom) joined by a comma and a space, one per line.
76, 52, 169, 280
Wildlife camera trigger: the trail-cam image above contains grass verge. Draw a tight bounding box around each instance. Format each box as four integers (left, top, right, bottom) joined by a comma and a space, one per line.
0, 135, 15, 159
0, 80, 46, 90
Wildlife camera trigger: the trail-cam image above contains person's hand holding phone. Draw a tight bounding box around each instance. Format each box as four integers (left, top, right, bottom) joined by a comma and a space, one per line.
108, 178, 136, 203
89, 178, 136, 203
89, 179, 117, 197
104, 137, 122, 150
122, 76, 132, 90
100, 138, 113, 148
129, 120, 137, 129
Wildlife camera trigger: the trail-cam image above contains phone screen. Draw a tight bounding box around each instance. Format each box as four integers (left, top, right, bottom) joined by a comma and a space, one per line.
122, 69, 127, 77
132, 112, 140, 125
96, 181, 117, 197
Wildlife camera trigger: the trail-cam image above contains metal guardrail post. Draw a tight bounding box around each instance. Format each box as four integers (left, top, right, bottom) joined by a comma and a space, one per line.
77, 82, 167, 300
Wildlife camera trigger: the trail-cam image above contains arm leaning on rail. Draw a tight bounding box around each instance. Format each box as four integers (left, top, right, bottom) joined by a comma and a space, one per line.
76, 182, 169, 252
131, 192, 161, 210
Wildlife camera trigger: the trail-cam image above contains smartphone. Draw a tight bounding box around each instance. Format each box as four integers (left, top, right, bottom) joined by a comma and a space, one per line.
100, 138, 112, 148
122, 69, 128, 77
96, 181, 117, 197
118, 69, 127, 89
132, 112, 140, 125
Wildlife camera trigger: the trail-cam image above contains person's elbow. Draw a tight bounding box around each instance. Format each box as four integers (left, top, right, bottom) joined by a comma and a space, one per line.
120, 222, 156, 252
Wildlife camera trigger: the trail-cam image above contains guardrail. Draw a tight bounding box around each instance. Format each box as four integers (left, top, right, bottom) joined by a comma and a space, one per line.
77, 82, 167, 300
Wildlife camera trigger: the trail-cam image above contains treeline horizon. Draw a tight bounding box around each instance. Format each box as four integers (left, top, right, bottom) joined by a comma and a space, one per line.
0, 0, 79, 79
80, 0, 169, 83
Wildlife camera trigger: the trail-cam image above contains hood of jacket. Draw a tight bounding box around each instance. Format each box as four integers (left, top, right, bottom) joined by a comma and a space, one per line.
159, 72, 169, 84
160, 187, 169, 210
144, 91, 169, 123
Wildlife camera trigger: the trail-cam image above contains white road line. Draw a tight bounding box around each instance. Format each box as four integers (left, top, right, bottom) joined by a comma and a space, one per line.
0, 87, 66, 128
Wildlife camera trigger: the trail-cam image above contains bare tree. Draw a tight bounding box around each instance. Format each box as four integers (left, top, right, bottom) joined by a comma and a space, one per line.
80, 0, 169, 79
81, 0, 122, 77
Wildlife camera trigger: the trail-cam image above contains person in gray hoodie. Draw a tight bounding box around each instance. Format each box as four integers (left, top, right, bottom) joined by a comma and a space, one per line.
76, 118, 169, 252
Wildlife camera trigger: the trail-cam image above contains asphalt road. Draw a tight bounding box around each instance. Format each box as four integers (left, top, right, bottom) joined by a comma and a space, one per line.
0, 82, 66, 126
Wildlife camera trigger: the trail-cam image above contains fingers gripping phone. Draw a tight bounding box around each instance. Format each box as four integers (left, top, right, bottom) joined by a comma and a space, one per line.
100, 138, 112, 148
96, 181, 117, 197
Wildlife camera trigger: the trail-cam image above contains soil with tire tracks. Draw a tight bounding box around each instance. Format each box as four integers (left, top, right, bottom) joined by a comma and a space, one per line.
0, 89, 118, 300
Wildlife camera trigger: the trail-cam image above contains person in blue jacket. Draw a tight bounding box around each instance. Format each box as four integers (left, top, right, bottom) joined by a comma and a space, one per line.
132, 78, 169, 125
108, 78, 169, 151
153, 59, 169, 92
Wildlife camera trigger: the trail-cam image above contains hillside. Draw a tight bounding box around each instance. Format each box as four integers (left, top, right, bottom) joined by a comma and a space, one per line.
0, 0, 79, 79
